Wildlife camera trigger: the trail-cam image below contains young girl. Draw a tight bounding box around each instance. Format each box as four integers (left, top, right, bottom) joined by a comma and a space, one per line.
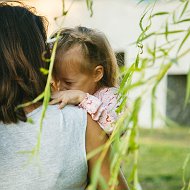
50, 26, 120, 134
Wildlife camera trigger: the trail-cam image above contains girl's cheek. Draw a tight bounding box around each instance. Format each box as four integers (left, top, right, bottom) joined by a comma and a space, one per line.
59, 83, 71, 91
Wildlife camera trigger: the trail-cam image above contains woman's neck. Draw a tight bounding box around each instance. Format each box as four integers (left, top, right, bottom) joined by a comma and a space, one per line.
24, 102, 42, 114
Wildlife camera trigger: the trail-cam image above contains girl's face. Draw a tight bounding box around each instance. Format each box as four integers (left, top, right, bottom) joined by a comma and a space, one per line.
54, 46, 99, 94
54, 63, 97, 94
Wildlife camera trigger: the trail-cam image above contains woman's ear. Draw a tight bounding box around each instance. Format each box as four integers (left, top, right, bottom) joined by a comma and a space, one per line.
93, 65, 104, 82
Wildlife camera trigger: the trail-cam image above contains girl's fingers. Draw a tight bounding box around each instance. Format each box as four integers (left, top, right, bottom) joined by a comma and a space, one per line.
49, 98, 61, 105
58, 101, 67, 109
51, 91, 65, 99
51, 93, 60, 99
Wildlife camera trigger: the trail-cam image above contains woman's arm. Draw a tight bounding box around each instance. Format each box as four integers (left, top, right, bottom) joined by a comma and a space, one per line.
86, 115, 129, 190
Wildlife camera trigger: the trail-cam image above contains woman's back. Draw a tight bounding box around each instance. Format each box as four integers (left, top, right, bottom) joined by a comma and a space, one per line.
0, 105, 87, 190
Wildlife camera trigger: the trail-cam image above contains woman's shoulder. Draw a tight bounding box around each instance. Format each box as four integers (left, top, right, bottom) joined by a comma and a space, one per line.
28, 105, 87, 126
43, 104, 85, 114
47, 105, 87, 121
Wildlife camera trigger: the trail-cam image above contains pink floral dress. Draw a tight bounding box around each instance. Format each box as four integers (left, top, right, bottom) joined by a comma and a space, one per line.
79, 87, 119, 134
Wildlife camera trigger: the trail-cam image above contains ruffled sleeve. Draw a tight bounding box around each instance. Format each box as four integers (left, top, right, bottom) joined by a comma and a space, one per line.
79, 87, 119, 134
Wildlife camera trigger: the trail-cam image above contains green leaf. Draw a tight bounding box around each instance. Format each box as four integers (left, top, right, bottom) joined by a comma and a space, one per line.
15, 92, 44, 110
177, 28, 190, 54
184, 70, 190, 107
88, 160, 101, 190
131, 97, 142, 127
178, 48, 190, 59
152, 12, 169, 17
176, 18, 190, 23
172, 11, 177, 24
135, 54, 140, 68
137, 0, 145, 5
40, 67, 49, 75
86, 0, 93, 17
152, 40, 156, 64
181, 153, 190, 190
146, 41, 156, 64
165, 20, 169, 42
116, 97, 127, 113
180, 1, 189, 19
151, 87, 156, 128
86, 145, 104, 160
151, 63, 172, 128
99, 175, 108, 190
157, 63, 172, 83
129, 164, 137, 183
138, 9, 152, 43
41, 51, 51, 62
119, 64, 135, 93
137, 32, 155, 43
139, 11, 148, 32
61, 0, 67, 16
156, 30, 185, 35
63, 11, 68, 16
27, 118, 34, 124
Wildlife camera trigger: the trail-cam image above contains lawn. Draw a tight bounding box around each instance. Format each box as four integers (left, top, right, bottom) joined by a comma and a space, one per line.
123, 127, 190, 190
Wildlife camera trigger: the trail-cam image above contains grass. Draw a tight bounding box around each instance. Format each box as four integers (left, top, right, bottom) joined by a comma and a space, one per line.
123, 127, 190, 190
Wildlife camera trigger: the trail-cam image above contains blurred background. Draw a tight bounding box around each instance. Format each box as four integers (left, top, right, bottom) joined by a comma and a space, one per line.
6, 0, 190, 189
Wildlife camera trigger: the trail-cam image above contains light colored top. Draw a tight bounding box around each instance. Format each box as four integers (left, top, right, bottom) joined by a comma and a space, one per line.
79, 87, 119, 134
0, 105, 87, 190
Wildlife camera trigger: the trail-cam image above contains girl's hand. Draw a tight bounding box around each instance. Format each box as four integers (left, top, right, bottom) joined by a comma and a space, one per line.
49, 90, 86, 109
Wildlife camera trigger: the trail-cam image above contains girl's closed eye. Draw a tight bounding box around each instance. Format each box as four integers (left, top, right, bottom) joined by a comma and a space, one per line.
65, 81, 73, 85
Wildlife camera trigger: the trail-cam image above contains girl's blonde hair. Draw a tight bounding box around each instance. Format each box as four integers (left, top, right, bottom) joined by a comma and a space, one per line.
52, 26, 118, 87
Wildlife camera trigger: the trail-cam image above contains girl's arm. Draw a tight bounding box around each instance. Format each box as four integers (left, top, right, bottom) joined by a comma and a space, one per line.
86, 115, 129, 190
79, 87, 120, 134
50, 88, 120, 134
49, 90, 86, 108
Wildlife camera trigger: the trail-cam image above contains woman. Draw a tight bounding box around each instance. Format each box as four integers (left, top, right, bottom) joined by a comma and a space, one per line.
0, 2, 128, 190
